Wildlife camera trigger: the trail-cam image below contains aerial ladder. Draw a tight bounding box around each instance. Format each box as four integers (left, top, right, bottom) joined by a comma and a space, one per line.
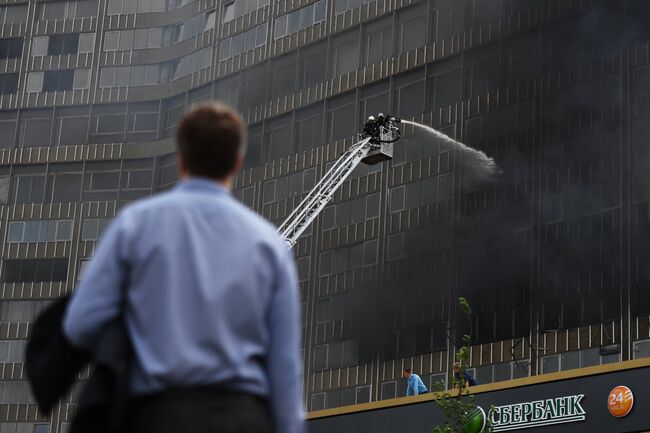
278, 114, 402, 248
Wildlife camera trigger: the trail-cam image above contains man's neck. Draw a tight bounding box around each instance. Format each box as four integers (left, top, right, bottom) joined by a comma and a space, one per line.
181, 174, 233, 191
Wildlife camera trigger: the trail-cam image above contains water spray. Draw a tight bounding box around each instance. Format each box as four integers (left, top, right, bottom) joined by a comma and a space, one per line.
400, 119, 500, 180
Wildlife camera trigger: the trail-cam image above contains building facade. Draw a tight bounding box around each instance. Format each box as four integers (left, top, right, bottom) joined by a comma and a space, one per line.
1, 0, 650, 432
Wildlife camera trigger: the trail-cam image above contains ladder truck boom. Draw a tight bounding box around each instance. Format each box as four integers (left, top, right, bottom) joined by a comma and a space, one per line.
278, 114, 401, 248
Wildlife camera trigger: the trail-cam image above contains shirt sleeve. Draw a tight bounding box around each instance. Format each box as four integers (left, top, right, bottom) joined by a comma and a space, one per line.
63, 212, 131, 349
412, 376, 419, 396
266, 246, 305, 433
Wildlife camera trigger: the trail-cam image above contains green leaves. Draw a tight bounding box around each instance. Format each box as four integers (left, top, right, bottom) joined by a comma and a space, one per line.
431, 298, 491, 433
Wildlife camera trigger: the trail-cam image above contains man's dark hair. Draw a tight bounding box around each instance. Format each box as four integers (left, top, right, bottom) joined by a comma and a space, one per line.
404, 368, 411, 374
176, 103, 245, 180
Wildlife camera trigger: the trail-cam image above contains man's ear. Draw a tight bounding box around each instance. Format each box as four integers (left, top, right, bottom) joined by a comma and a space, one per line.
231, 154, 244, 176
177, 153, 188, 179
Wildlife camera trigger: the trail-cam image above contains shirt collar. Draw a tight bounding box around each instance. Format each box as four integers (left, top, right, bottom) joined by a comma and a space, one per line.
174, 178, 230, 194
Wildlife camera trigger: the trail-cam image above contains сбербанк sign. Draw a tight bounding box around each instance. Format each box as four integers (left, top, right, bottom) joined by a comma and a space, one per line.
489, 394, 586, 431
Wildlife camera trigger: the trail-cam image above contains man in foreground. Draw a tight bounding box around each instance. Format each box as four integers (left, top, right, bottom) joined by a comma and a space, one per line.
404, 368, 429, 396
63, 103, 304, 433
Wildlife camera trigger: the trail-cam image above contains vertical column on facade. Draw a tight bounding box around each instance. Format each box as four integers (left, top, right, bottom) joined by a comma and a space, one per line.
620, 9, 632, 361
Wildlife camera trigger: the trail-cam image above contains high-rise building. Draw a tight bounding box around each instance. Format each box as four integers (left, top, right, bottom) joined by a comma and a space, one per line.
1, 0, 650, 431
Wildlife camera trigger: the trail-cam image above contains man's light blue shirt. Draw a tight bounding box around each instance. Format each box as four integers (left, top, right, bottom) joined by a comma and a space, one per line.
406, 373, 428, 396
63, 178, 305, 433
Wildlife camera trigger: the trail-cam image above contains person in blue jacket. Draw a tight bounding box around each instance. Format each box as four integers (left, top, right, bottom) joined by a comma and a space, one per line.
453, 362, 478, 388
403, 368, 429, 396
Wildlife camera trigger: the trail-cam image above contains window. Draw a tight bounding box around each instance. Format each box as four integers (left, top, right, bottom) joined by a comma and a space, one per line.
0, 384, 36, 404
218, 23, 266, 60
162, 10, 215, 46
161, 95, 185, 135
31, 36, 49, 56
158, 153, 178, 189
428, 373, 447, 391
363, 18, 392, 65
398, 5, 427, 53
78, 33, 95, 52
300, 42, 327, 88
84, 161, 121, 200
134, 28, 163, 49
223, 0, 269, 23
108, 0, 137, 14
541, 348, 619, 373
81, 218, 112, 241
36, 0, 99, 20
475, 361, 530, 384
2, 258, 69, 283
34, 425, 50, 433
222, 1, 234, 22
76, 259, 90, 282
8, 220, 73, 243
274, 1, 325, 39
127, 104, 159, 142
0, 300, 52, 322
0, 4, 28, 25
48, 164, 83, 202
634, 340, 650, 359
103, 31, 122, 51
334, 0, 373, 14
163, 48, 212, 81
331, 34, 359, 77
13, 174, 46, 204
43, 70, 75, 92
99, 65, 159, 88
122, 158, 154, 193
310, 392, 325, 411
53, 106, 90, 146
73, 69, 90, 89
380, 381, 396, 400
26, 72, 44, 92
0, 340, 28, 363
0, 74, 18, 94
0, 38, 22, 59
108, 0, 194, 14
89, 104, 126, 143
48, 33, 80, 55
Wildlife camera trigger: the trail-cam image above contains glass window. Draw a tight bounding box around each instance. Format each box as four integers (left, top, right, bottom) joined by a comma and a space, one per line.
115, 66, 130, 86
7, 220, 74, 242
99, 67, 116, 87
0, 74, 18, 95
26, 72, 43, 92
2, 259, 69, 283
0, 39, 22, 59
75, 0, 99, 17
311, 393, 325, 411
332, 39, 359, 77
118, 30, 134, 51
32, 36, 49, 57
8, 222, 23, 242
1, 5, 28, 24
73, 69, 90, 89
34, 424, 50, 433
274, 15, 287, 39
222, 1, 234, 23
48, 33, 79, 55
380, 381, 396, 400
103, 31, 119, 51
78, 33, 95, 52
364, 19, 392, 65
399, 14, 426, 52
314, 1, 326, 22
